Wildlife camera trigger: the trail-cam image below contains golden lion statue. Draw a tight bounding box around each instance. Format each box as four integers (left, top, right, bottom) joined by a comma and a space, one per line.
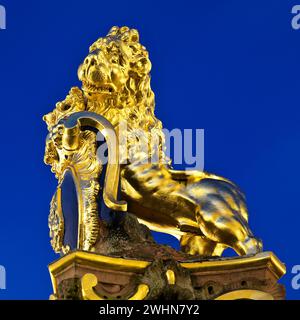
44, 26, 262, 257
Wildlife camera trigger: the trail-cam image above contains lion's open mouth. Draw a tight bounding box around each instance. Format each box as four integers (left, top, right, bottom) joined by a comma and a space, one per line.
82, 81, 114, 94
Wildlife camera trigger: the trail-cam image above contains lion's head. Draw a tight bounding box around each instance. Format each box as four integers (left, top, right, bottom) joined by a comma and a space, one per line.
78, 26, 151, 97
78, 26, 167, 163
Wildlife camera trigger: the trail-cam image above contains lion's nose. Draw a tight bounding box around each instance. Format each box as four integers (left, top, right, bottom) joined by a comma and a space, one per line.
84, 56, 97, 67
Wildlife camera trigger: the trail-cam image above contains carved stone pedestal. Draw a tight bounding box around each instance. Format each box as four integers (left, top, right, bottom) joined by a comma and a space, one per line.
49, 251, 285, 300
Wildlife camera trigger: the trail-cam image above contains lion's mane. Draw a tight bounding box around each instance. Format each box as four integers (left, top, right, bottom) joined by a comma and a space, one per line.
85, 26, 168, 164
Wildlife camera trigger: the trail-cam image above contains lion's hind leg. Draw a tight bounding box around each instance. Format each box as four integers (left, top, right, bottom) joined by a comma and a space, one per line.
186, 178, 262, 256
180, 233, 227, 257
195, 201, 262, 256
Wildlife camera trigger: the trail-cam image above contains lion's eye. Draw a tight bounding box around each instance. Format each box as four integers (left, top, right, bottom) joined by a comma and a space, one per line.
111, 56, 119, 64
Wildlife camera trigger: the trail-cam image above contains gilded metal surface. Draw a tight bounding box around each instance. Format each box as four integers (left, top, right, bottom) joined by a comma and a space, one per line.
48, 187, 69, 254
81, 273, 149, 300
215, 290, 274, 300
44, 26, 263, 256
166, 270, 176, 285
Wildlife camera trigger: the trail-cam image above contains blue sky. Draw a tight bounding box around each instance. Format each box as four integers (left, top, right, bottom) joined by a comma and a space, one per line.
0, 0, 299, 299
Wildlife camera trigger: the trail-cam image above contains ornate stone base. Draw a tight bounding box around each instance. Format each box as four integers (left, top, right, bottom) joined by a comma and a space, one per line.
49, 251, 285, 300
